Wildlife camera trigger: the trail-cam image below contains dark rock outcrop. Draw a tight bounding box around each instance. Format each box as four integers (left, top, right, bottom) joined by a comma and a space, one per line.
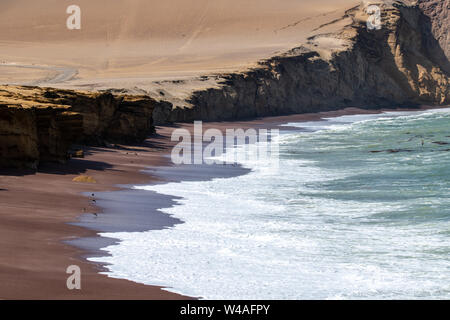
0, 104, 40, 169
418, 0, 449, 61
34, 107, 83, 164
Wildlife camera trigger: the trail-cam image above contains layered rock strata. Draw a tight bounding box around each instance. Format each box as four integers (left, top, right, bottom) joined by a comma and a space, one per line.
0, 86, 157, 168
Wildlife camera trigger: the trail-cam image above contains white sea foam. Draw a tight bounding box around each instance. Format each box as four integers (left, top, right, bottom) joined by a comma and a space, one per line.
89, 108, 450, 299
281, 108, 450, 131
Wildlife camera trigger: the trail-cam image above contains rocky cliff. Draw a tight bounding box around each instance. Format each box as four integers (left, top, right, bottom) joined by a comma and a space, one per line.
28, 87, 157, 145
154, 1, 449, 123
418, 0, 449, 61
0, 86, 157, 168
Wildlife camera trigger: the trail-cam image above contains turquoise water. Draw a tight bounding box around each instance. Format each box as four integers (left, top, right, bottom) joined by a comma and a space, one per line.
92, 108, 450, 299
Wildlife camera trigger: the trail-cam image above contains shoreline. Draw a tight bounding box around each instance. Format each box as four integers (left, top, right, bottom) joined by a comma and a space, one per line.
0, 104, 447, 299
0, 132, 191, 299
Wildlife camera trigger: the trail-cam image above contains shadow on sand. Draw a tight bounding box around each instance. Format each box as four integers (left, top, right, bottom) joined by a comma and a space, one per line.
0, 158, 114, 177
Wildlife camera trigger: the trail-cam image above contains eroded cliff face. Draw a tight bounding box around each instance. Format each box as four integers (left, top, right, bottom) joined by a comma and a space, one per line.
0, 86, 157, 168
155, 2, 449, 123
28, 87, 157, 145
418, 0, 449, 61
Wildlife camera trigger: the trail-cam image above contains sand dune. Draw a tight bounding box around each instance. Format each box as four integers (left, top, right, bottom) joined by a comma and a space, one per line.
0, 0, 359, 87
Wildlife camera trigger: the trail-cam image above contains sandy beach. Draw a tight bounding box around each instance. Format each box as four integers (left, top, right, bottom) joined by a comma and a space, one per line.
1, 105, 446, 299
0, 133, 191, 299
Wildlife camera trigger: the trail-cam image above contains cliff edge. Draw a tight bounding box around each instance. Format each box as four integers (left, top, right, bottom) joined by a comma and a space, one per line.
0, 86, 158, 168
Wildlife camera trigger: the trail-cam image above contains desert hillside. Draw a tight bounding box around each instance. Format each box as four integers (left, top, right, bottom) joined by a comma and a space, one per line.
0, 0, 358, 85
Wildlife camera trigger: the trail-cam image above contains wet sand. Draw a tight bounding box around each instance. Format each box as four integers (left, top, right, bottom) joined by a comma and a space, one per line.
0, 105, 445, 299
0, 134, 191, 299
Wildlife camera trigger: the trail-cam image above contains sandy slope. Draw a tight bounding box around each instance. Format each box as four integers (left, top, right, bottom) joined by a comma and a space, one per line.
0, 0, 359, 87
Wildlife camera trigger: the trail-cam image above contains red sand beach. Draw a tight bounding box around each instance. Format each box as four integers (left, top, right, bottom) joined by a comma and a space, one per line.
0, 106, 445, 299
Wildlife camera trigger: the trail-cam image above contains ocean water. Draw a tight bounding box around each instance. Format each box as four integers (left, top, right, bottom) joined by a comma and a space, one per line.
90, 108, 450, 299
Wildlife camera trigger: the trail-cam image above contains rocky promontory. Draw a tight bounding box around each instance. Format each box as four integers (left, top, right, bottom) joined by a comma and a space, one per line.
153, 1, 449, 123
0, 86, 158, 168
